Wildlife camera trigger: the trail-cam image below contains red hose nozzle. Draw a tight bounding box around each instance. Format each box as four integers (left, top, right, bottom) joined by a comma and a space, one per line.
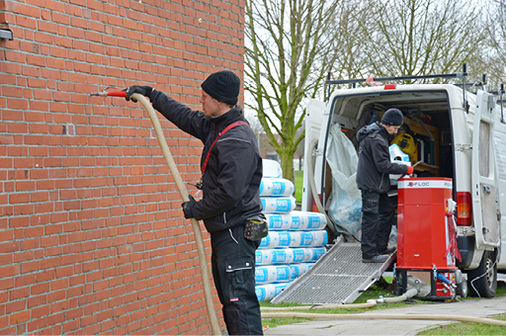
90, 91, 126, 97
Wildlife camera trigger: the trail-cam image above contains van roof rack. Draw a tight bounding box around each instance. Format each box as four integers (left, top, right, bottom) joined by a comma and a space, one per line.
325, 64, 472, 110
326, 71, 467, 86
326, 64, 468, 87
489, 84, 505, 97
494, 84, 506, 123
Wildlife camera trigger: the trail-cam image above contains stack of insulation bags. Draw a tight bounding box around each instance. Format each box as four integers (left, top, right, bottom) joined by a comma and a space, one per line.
255, 160, 328, 302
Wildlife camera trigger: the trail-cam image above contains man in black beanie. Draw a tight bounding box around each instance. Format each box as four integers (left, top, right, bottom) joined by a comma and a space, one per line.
356, 108, 414, 263
125, 70, 264, 335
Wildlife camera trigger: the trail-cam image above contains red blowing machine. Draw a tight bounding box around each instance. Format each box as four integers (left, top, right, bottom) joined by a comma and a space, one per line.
394, 177, 461, 300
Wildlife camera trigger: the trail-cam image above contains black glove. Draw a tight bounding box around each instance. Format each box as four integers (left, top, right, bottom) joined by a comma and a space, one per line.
181, 195, 197, 219
124, 85, 153, 102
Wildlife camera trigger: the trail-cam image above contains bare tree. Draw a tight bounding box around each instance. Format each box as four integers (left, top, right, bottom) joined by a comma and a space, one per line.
488, 0, 506, 61
485, 0, 506, 89
244, 109, 263, 144
244, 0, 366, 182
325, 1, 373, 85
360, 0, 489, 83
244, 0, 492, 182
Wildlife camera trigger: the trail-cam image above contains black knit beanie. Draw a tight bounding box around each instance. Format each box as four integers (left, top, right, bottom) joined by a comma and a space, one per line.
381, 108, 404, 126
201, 70, 240, 105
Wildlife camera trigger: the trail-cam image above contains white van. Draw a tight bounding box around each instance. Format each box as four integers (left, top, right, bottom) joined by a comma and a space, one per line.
302, 71, 506, 298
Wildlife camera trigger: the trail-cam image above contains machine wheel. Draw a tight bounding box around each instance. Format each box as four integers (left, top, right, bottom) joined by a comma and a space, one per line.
455, 269, 468, 298
456, 278, 468, 298
467, 250, 497, 298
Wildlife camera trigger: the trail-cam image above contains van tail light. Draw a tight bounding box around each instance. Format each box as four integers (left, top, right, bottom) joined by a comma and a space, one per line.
384, 84, 397, 90
456, 192, 472, 226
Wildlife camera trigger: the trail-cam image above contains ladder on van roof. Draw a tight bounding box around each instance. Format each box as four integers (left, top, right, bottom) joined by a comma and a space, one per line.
271, 237, 395, 304
325, 63, 468, 92
324, 64, 471, 111
324, 64, 506, 121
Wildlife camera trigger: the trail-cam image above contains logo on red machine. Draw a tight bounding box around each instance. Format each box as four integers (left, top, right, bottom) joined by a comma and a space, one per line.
407, 181, 431, 188
400, 179, 452, 190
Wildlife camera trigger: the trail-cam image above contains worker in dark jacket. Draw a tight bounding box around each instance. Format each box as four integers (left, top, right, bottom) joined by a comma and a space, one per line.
356, 108, 414, 263
125, 70, 264, 335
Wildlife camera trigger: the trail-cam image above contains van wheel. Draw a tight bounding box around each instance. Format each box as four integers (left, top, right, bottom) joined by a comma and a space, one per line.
467, 250, 497, 298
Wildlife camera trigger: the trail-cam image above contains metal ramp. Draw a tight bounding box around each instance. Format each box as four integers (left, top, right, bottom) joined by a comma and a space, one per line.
271, 238, 395, 304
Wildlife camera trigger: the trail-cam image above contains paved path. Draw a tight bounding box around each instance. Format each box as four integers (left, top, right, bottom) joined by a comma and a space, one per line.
264, 295, 506, 335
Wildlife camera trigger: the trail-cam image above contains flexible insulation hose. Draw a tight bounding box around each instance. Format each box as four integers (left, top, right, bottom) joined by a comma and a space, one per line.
261, 288, 418, 312
261, 311, 506, 326
132, 94, 221, 335
261, 288, 506, 326
307, 138, 326, 215
376, 288, 419, 303
261, 301, 376, 311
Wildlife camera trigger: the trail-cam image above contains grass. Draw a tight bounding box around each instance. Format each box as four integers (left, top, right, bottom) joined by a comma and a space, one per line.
417, 313, 506, 335
416, 281, 506, 335
294, 170, 303, 205
261, 277, 506, 333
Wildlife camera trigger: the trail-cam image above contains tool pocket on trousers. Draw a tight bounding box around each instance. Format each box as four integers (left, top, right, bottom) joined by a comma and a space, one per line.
223, 258, 254, 302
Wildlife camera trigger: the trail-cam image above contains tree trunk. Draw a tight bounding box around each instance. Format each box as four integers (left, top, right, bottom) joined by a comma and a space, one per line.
279, 147, 294, 183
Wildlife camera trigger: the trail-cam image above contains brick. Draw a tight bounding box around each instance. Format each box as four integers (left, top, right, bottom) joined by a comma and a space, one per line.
35, 269, 56, 283
40, 324, 63, 336
9, 192, 30, 204
7, 98, 29, 110
5, 298, 25, 316
9, 310, 30, 324
47, 290, 66, 305
27, 317, 50, 333
20, 260, 40, 274
62, 319, 81, 334
8, 145, 29, 157
15, 180, 36, 192
31, 304, 50, 318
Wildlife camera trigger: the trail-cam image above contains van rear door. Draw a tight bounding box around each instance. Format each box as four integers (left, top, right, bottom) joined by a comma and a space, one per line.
472, 91, 500, 249
301, 99, 326, 212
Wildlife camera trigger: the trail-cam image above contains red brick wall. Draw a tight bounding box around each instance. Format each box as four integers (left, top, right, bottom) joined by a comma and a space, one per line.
0, 0, 244, 334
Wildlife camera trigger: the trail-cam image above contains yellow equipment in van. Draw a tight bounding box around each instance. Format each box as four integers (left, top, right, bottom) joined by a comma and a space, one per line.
391, 132, 418, 162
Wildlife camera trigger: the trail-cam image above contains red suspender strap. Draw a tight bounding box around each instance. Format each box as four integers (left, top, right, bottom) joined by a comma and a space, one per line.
201, 121, 248, 174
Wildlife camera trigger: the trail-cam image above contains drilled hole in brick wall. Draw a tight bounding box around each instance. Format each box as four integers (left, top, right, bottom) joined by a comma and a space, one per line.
63, 124, 75, 135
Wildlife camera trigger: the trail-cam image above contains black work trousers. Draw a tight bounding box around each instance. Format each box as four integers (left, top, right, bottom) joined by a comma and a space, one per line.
210, 224, 263, 335
360, 190, 395, 259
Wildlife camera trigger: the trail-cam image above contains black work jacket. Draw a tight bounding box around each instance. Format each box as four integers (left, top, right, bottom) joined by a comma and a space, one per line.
149, 89, 263, 233
355, 122, 409, 194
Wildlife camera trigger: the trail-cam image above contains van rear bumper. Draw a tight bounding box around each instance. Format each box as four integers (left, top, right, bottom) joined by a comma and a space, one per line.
456, 236, 475, 269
